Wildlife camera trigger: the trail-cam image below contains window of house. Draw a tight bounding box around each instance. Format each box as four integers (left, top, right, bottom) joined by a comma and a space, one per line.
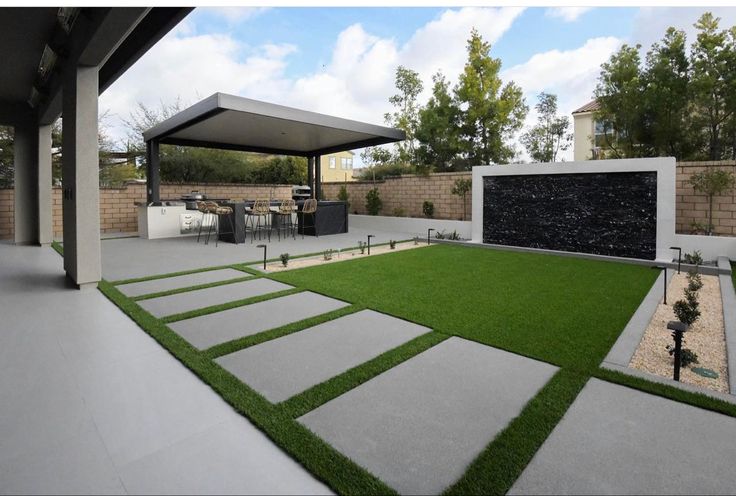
329, 157, 336, 169
341, 157, 348, 169
593, 119, 614, 148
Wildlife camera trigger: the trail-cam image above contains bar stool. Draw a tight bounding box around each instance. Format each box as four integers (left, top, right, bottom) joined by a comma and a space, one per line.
245, 199, 271, 242
298, 198, 318, 238
203, 201, 235, 247
196, 200, 214, 243
272, 199, 296, 240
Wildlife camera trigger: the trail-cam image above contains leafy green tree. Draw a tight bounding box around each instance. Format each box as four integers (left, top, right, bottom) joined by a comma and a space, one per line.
689, 13, 735, 160
384, 66, 424, 165
416, 72, 462, 171
594, 44, 648, 158
451, 178, 472, 220
520, 92, 571, 162
689, 168, 735, 234
454, 29, 527, 165
642, 28, 691, 159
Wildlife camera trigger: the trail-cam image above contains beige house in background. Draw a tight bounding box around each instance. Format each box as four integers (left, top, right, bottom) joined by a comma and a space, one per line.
572, 99, 602, 161
320, 150, 356, 183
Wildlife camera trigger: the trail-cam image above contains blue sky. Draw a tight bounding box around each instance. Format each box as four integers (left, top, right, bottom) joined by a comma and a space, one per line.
101, 6, 736, 162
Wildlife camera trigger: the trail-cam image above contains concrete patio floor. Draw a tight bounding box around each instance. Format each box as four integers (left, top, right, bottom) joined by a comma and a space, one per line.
101, 227, 413, 281
0, 242, 331, 495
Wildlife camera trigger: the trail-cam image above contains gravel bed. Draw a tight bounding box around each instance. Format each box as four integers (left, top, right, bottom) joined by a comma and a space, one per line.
630, 272, 729, 393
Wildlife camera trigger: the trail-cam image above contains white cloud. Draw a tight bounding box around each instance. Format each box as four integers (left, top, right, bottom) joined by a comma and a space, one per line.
100, 6, 525, 158
501, 36, 622, 161
545, 7, 592, 22
210, 7, 271, 25
631, 7, 736, 51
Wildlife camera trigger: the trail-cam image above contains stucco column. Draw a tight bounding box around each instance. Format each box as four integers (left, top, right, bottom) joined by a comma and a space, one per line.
37, 124, 53, 245
62, 65, 101, 289
13, 121, 39, 245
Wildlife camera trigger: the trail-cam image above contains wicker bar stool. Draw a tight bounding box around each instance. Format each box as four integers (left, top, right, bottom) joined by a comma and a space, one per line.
196, 200, 214, 243
272, 199, 296, 240
245, 199, 271, 243
202, 201, 235, 247
298, 198, 318, 238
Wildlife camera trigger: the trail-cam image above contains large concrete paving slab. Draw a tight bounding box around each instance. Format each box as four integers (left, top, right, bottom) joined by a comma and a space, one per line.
169, 291, 349, 349
299, 337, 558, 495
138, 278, 292, 318
117, 268, 249, 297
216, 310, 430, 403
509, 378, 736, 495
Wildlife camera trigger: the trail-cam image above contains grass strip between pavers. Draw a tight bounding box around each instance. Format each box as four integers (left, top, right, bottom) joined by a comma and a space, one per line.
112, 262, 259, 286
132, 275, 259, 301
280, 331, 449, 419
161, 287, 303, 323
204, 304, 365, 359
443, 369, 589, 496
595, 367, 736, 418
51, 240, 64, 256
97, 279, 396, 495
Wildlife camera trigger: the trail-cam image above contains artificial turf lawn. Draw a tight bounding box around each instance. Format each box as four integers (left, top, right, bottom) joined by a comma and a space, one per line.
270, 243, 659, 372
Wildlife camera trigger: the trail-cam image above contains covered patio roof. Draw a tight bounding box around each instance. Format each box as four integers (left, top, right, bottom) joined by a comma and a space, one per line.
143, 92, 405, 157
142, 92, 405, 202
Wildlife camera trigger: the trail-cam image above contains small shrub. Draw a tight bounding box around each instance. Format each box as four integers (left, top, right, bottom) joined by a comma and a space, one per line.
389, 240, 396, 249
451, 178, 472, 220
358, 241, 366, 254
673, 298, 700, 326
323, 249, 334, 261
435, 229, 460, 240
413, 236, 420, 245
422, 200, 434, 218
666, 345, 699, 368
337, 185, 350, 206
365, 188, 382, 215
687, 271, 703, 292
392, 207, 406, 217
683, 250, 703, 266
280, 253, 289, 267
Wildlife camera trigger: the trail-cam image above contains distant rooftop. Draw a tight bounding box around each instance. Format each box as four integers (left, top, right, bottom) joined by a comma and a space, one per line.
572, 99, 600, 114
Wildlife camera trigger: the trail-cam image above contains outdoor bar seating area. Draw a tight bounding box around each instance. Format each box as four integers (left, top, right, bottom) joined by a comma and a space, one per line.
137, 93, 404, 243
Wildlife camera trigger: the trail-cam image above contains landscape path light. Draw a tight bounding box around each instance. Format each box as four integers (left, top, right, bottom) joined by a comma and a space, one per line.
670, 246, 682, 274
652, 265, 668, 305
257, 244, 267, 270
427, 228, 435, 245
367, 234, 375, 255
667, 320, 688, 381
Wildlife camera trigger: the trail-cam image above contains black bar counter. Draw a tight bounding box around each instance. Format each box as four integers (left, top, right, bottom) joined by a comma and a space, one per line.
217, 200, 348, 243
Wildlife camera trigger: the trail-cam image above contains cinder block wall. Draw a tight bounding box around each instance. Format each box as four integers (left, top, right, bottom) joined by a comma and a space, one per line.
2, 161, 735, 239
675, 161, 736, 236
322, 171, 473, 221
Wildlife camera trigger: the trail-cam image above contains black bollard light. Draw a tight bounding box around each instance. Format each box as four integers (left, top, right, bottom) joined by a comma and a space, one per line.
367, 235, 375, 255
651, 265, 668, 305
667, 321, 688, 381
257, 244, 267, 270
427, 228, 435, 245
670, 246, 682, 274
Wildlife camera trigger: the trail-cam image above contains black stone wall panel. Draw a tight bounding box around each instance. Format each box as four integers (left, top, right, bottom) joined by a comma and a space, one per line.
482, 172, 657, 259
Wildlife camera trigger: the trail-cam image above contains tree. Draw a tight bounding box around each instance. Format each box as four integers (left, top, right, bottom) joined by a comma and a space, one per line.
451, 178, 472, 220
594, 44, 648, 158
454, 29, 527, 165
520, 93, 571, 162
0, 126, 13, 187
641, 28, 691, 159
689, 168, 735, 234
384, 66, 424, 165
416, 72, 462, 171
689, 13, 735, 160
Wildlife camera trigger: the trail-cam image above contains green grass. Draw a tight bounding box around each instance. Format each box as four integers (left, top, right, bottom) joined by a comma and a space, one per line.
132, 275, 257, 301
112, 263, 258, 286
51, 240, 64, 256
270, 244, 659, 372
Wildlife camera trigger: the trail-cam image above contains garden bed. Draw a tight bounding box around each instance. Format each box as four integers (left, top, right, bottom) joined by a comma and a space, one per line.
630, 272, 729, 393
259, 240, 426, 272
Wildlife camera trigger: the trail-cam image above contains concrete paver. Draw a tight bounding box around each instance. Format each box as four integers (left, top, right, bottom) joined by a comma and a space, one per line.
509, 378, 736, 495
299, 337, 558, 495
169, 291, 349, 349
216, 310, 430, 402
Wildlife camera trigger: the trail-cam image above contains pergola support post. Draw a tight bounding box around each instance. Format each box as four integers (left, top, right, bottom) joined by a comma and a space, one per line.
314, 153, 322, 200
146, 139, 160, 204
37, 123, 53, 245
307, 156, 315, 198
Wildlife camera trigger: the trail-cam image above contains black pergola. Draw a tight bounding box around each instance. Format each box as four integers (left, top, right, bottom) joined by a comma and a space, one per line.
142, 92, 405, 202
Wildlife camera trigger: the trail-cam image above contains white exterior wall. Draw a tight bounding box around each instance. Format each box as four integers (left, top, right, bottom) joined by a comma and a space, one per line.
471, 158, 677, 262
573, 112, 594, 161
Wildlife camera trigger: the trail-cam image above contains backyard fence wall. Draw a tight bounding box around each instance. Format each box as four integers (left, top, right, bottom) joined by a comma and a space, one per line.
1, 160, 735, 240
